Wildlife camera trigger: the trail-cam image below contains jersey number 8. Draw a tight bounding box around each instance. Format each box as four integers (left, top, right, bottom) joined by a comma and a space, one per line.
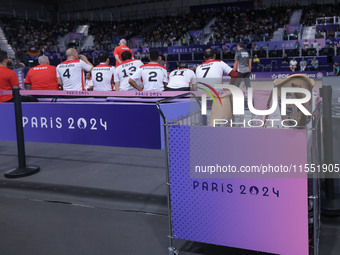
96, 72, 103, 82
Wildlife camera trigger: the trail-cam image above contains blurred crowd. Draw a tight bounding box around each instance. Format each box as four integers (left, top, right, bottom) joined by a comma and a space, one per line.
1, 2, 340, 60
1, 17, 75, 52
141, 12, 214, 47
300, 3, 340, 26
301, 3, 340, 39
90, 19, 151, 50
209, 7, 290, 44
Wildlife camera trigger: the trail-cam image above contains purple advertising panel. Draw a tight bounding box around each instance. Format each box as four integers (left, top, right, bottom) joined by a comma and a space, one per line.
223, 71, 327, 81
168, 126, 308, 254
0, 101, 192, 149
286, 24, 301, 34
0, 103, 162, 149
316, 24, 340, 32
69, 32, 83, 41
254, 38, 325, 50
168, 45, 209, 54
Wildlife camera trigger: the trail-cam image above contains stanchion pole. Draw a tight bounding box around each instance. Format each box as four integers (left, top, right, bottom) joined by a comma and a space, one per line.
4, 88, 40, 178
320, 85, 340, 216
321, 86, 334, 198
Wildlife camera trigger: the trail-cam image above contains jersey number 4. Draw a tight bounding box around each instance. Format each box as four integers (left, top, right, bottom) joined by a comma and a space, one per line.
63, 69, 70, 78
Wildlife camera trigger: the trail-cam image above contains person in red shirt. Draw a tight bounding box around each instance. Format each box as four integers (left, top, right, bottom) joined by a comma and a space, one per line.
114, 39, 134, 65
0, 49, 20, 102
25, 55, 59, 90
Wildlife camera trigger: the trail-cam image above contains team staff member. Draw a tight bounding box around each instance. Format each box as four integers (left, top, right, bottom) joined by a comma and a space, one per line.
56, 48, 93, 91
114, 39, 134, 65
196, 48, 237, 89
0, 49, 19, 102
233, 42, 251, 88
129, 50, 168, 91
85, 72, 93, 91
25, 55, 59, 90
166, 62, 196, 91
91, 52, 115, 91
114, 51, 143, 91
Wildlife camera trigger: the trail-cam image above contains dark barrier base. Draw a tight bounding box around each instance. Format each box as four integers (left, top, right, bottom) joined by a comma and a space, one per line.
321, 192, 340, 216
4, 166, 40, 179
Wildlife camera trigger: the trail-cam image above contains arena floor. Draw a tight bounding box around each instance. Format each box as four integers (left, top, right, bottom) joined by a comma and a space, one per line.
0, 141, 339, 255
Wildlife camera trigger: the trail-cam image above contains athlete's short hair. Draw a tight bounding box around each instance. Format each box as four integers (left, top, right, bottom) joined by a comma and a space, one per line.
38, 55, 49, 64
66, 48, 77, 57
0, 49, 8, 63
178, 62, 188, 68
121, 51, 132, 61
149, 50, 160, 61
98, 52, 109, 63
204, 49, 215, 59
237, 42, 245, 49
120, 39, 127, 45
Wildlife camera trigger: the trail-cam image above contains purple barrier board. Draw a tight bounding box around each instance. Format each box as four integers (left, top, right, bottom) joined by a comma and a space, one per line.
168, 126, 308, 255
223, 71, 327, 81
0, 101, 194, 149
254, 38, 325, 50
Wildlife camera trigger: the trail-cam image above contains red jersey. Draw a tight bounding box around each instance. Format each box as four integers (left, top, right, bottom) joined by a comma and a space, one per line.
25, 64, 59, 90
113, 45, 134, 64
0, 66, 19, 102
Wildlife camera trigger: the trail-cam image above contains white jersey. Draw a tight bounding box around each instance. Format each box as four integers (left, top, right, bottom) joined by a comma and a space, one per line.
114, 59, 143, 91
57, 59, 92, 91
130, 63, 168, 91
91, 63, 115, 91
168, 68, 196, 89
85, 78, 93, 90
195, 60, 233, 86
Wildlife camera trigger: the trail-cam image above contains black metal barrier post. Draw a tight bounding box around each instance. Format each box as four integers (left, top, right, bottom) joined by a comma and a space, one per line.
4, 88, 40, 178
320, 86, 334, 198
320, 85, 340, 215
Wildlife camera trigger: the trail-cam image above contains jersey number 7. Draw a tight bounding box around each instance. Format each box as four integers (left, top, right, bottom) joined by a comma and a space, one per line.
202, 67, 210, 78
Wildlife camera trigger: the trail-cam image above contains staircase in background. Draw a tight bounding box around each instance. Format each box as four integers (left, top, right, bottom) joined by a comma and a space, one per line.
203, 18, 216, 45
0, 27, 16, 59
57, 34, 69, 52
75, 25, 89, 36
81, 35, 94, 51
271, 9, 303, 41
302, 26, 316, 39
289, 9, 303, 24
